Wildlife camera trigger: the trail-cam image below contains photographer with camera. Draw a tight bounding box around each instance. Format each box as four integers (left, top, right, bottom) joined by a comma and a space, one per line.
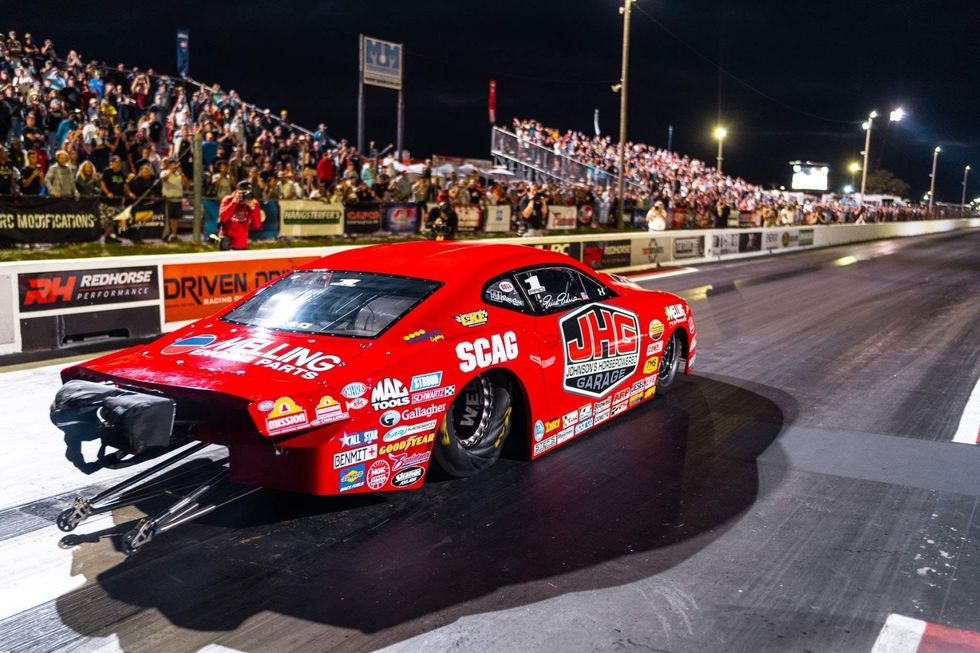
216, 180, 262, 250
519, 182, 547, 237
425, 200, 458, 241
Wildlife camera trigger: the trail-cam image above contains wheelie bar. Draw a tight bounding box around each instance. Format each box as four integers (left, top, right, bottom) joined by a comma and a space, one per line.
56, 441, 212, 532
121, 468, 261, 555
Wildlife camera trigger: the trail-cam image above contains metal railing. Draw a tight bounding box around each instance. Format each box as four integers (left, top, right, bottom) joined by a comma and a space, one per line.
490, 127, 644, 192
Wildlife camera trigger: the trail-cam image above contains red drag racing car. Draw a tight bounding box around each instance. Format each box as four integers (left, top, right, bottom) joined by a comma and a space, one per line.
53, 241, 696, 500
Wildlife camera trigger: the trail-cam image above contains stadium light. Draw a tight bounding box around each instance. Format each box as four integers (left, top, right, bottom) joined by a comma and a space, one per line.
889, 107, 905, 122
962, 164, 971, 209
928, 146, 941, 214
848, 161, 861, 189
713, 126, 727, 174
859, 108, 903, 203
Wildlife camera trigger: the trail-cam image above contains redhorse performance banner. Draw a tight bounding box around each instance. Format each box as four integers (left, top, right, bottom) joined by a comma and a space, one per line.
0, 196, 101, 244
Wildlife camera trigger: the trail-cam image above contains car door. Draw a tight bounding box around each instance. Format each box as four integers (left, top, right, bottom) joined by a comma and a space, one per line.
511, 265, 641, 455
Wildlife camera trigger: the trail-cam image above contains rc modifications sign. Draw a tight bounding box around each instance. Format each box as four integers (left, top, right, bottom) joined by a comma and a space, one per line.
0, 197, 100, 244
361, 36, 403, 90
559, 303, 640, 398
18, 266, 159, 312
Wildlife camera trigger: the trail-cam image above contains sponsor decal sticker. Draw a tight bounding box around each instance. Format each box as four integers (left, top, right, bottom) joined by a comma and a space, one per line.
646, 341, 663, 356
174, 335, 342, 380
613, 388, 630, 405
347, 397, 369, 410
311, 395, 349, 426
379, 433, 435, 456
333, 444, 377, 470
340, 429, 378, 448
556, 426, 575, 445
498, 280, 515, 293
388, 450, 430, 471
410, 372, 443, 392
341, 382, 367, 399
454, 309, 489, 328
644, 375, 657, 389
391, 466, 426, 488
404, 329, 445, 344
643, 356, 660, 375
163, 334, 218, 355
560, 303, 640, 398
264, 396, 309, 434
338, 464, 365, 492
367, 459, 391, 490
371, 377, 409, 410
611, 402, 628, 417
595, 409, 611, 423
384, 419, 438, 442
562, 410, 579, 429
257, 400, 275, 412
644, 385, 657, 399
575, 417, 594, 434
402, 404, 446, 421
578, 404, 593, 420
380, 410, 401, 427
595, 397, 611, 413
456, 331, 519, 372
545, 417, 561, 433
411, 386, 456, 403
534, 419, 545, 442
529, 355, 556, 368
665, 304, 686, 324
533, 434, 557, 456
648, 319, 665, 340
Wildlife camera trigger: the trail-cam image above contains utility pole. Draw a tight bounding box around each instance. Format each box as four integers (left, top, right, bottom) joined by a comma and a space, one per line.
192, 130, 202, 243
961, 165, 971, 210
616, 0, 634, 230
928, 146, 941, 215
859, 110, 877, 202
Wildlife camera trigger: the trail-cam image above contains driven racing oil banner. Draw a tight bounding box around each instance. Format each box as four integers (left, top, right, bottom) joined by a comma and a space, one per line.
163, 256, 318, 323
0, 196, 101, 244
344, 203, 383, 234
18, 266, 160, 313
203, 199, 280, 241
383, 203, 420, 234
279, 200, 344, 237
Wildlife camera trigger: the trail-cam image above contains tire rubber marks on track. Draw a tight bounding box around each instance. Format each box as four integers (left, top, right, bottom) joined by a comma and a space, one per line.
952, 374, 980, 445
870, 614, 980, 652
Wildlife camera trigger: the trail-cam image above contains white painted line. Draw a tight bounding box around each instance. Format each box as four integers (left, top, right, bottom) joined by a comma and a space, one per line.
952, 373, 980, 445
626, 267, 699, 283
870, 614, 926, 653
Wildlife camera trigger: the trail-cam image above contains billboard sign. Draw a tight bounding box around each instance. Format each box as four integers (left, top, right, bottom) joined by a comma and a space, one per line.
361, 36, 403, 90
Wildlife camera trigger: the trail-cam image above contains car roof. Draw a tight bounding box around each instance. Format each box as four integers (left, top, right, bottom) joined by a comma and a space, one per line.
298, 241, 585, 283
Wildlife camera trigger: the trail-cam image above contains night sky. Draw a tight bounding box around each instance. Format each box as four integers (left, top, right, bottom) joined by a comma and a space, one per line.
9, 1, 978, 200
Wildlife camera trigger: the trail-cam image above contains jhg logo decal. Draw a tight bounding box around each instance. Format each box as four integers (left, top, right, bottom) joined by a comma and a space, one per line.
559, 303, 640, 398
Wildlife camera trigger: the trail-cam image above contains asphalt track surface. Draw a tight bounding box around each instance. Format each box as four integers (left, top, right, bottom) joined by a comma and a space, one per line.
0, 229, 978, 652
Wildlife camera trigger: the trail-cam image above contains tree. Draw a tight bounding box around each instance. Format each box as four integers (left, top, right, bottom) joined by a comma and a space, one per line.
865, 169, 910, 198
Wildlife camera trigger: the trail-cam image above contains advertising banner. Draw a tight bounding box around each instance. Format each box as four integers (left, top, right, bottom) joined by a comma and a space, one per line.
361, 36, 403, 90
711, 233, 739, 255
120, 200, 166, 241
163, 256, 318, 323
633, 237, 672, 266
780, 229, 800, 248
344, 203, 383, 234
546, 205, 577, 230
203, 200, 280, 241
455, 205, 482, 232
384, 203, 420, 234
525, 241, 582, 261
484, 204, 511, 233
0, 197, 101, 244
799, 229, 815, 246
582, 240, 632, 270
18, 266, 159, 313
673, 235, 705, 260
279, 200, 344, 237
738, 232, 762, 253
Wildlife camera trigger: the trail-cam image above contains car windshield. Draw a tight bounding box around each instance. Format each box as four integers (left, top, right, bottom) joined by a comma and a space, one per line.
222, 270, 442, 338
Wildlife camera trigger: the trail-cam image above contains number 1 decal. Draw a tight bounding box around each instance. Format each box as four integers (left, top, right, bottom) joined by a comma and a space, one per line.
523, 274, 545, 295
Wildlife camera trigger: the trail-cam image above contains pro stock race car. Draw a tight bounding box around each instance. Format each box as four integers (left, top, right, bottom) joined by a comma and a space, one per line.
51, 241, 696, 553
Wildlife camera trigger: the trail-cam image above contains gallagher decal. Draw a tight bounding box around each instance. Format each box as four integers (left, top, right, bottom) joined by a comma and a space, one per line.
559, 303, 640, 398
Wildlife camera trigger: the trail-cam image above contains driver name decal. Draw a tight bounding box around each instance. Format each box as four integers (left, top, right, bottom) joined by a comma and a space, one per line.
560, 303, 640, 398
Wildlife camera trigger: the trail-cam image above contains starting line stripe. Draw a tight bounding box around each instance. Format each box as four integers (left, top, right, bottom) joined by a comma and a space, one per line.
952, 373, 980, 445
623, 266, 699, 282
870, 614, 980, 653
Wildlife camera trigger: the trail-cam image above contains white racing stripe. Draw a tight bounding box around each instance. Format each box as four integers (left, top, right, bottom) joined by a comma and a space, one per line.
952, 374, 980, 445
869, 614, 926, 653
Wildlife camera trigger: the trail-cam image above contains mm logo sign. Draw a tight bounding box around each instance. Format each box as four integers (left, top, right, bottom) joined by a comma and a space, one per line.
560, 303, 640, 398
362, 36, 403, 89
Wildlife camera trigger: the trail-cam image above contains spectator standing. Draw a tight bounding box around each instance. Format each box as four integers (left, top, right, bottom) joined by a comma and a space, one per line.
218, 181, 262, 250
160, 158, 187, 241
20, 150, 43, 195
0, 146, 20, 195
75, 160, 100, 196
211, 160, 234, 200
44, 150, 76, 198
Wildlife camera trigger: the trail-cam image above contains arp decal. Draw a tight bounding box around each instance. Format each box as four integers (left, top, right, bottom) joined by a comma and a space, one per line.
559, 303, 640, 398
456, 331, 518, 372
263, 396, 309, 435
454, 309, 489, 328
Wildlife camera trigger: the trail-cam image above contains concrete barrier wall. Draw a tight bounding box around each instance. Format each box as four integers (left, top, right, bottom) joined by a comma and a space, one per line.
1, 218, 977, 358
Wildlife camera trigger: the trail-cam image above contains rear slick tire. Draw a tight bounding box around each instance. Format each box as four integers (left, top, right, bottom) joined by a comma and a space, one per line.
434, 372, 513, 477
656, 331, 682, 394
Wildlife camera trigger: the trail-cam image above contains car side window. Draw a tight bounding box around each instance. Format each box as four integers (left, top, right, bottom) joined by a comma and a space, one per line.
483, 275, 529, 312
514, 266, 592, 314
578, 271, 613, 301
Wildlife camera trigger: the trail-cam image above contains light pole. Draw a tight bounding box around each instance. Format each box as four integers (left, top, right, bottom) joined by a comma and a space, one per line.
859, 110, 878, 200
928, 146, 941, 215
962, 165, 971, 210
713, 126, 727, 174
848, 161, 861, 191
615, 0, 634, 230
